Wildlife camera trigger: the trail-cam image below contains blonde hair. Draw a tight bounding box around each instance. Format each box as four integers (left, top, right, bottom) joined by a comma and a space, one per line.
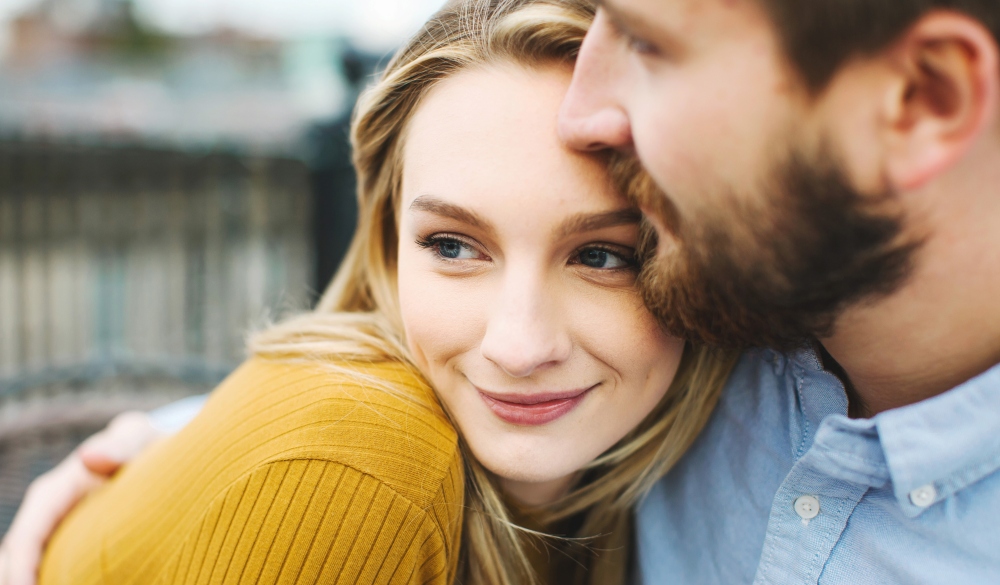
250, 0, 741, 583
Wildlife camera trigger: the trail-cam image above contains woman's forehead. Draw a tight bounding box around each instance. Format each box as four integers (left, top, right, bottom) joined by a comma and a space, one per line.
399, 63, 621, 213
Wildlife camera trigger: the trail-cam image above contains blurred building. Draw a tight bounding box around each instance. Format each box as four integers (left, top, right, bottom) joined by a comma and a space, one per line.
0, 0, 351, 148
0, 0, 384, 531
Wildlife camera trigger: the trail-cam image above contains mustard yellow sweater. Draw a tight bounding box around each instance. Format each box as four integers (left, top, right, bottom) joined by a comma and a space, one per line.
39, 358, 464, 585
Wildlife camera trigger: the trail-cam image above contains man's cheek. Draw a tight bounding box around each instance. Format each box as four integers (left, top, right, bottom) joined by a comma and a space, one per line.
630, 97, 713, 194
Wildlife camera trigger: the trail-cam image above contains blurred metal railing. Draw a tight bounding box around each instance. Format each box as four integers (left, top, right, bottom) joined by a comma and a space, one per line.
0, 139, 315, 380
0, 137, 316, 532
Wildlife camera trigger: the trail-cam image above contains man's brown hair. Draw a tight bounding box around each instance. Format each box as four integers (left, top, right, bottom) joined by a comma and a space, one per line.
760, 0, 1000, 89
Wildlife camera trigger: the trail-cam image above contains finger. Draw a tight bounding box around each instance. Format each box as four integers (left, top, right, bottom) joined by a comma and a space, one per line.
1, 412, 160, 583
76, 449, 121, 477
77, 411, 161, 476
0, 545, 10, 585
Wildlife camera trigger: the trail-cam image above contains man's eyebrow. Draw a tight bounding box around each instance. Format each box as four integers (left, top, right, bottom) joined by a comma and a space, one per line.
408, 195, 496, 234
556, 208, 641, 239
596, 0, 685, 56
594, 0, 648, 37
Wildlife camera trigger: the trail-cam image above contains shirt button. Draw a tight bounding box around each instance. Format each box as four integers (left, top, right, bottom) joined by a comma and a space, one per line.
794, 495, 821, 520
909, 484, 937, 508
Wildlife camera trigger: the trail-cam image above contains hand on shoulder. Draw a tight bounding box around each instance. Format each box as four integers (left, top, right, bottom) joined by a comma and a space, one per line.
0, 412, 164, 585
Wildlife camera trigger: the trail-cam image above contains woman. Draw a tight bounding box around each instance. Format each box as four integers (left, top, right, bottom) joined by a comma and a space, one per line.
31, 0, 739, 583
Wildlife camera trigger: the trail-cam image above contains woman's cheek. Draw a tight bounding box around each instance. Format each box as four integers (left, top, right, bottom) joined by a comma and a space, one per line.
574, 286, 681, 384
398, 259, 488, 377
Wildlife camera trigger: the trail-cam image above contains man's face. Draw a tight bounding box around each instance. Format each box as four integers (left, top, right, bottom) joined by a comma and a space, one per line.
563, 0, 917, 347
560, 0, 802, 223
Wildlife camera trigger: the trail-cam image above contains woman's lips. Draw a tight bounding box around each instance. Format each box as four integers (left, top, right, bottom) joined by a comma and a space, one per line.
477, 386, 595, 426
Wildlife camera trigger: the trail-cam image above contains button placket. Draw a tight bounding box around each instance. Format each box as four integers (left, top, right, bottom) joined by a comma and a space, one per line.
752, 464, 869, 585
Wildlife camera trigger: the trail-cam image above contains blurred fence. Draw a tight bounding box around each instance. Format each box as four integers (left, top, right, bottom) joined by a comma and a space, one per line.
0, 137, 316, 531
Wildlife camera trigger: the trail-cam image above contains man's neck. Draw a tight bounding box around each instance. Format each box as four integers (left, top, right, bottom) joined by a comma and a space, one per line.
821, 323, 1000, 417
820, 163, 1000, 417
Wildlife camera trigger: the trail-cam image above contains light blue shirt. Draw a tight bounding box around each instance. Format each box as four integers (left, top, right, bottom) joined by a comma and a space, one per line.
148, 393, 209, 433
636, 347, 1000, 584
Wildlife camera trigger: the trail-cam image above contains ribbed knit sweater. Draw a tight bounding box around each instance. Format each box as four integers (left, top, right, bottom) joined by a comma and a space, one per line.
39, 358, 464, 585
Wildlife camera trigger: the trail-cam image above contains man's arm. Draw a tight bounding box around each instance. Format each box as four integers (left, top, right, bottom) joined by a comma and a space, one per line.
0, 395, 207, 585
147, 394, 209, 434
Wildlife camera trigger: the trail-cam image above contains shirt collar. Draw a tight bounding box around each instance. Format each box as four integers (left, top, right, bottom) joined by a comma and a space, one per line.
784, 345, 850, 446
784, 346, 1000, 517
875, 361, 1000, 517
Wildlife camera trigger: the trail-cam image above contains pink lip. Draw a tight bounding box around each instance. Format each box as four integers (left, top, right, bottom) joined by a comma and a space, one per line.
477, 386, 595, 426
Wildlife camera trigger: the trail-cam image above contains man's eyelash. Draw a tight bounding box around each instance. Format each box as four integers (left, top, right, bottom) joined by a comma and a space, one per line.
624, 33, 658, 55
607, 17, 659, 57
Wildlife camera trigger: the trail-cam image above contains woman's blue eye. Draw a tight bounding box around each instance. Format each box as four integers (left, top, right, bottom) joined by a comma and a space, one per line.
420, 236, 479, 260
577, 248, 632, 269
438, 240, 464, 259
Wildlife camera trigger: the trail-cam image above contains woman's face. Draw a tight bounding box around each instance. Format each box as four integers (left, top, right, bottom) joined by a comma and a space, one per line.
397, 63, 685, 505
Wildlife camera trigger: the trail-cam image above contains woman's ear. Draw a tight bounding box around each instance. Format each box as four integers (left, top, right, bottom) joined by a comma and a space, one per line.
882, 11, 999, 190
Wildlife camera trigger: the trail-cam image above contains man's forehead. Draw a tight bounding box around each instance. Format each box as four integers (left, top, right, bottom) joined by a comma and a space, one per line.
598, 0, 748, 19
598, 0, 774, 44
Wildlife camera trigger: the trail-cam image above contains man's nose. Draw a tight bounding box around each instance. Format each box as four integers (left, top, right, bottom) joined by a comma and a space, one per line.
479, 276, 571, 379
558, 11, 633, 151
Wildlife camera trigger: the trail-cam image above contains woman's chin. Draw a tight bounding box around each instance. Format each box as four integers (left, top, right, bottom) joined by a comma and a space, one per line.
464, 431, 595, 504
498, 472, 578, 508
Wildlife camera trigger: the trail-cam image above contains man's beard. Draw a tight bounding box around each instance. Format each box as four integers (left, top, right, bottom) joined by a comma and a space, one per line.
612, 148, 921, 349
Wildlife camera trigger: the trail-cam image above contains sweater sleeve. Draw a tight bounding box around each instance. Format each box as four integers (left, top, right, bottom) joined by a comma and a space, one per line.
152, 459, 453, 585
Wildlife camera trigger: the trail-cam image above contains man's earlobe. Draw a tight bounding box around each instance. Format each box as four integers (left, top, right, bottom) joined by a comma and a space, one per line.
884, 11, 999, 191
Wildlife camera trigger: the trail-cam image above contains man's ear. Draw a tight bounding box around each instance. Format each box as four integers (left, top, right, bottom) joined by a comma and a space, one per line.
882, 11, 999, 190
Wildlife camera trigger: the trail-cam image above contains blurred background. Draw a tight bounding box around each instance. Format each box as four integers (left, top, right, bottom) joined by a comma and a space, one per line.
0, 0, 445, 533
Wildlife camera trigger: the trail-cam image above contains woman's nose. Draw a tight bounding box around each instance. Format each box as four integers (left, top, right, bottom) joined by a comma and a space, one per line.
479, 277, 572, 378
558, 12, 633, 152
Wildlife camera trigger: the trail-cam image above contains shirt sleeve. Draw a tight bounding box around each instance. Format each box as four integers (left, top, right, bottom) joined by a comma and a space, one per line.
147, 394, 209, 434
152, 458, 453, 585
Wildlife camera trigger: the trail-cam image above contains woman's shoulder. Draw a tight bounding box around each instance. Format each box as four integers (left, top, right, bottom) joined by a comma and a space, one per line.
39, 357, 465, 585
193, 356, 462, 509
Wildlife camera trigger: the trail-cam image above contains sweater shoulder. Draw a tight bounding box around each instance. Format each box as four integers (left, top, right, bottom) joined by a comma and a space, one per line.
159, 459, 459, 585
189, 357, 462, 509
39, 358, 465, 585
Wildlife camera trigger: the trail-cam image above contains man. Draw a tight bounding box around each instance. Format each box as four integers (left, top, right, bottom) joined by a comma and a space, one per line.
4, 0, 1000, 583
558, 0, 1000, 582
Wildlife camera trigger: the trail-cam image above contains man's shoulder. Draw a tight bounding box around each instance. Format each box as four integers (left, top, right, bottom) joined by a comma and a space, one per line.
633, 348, 821, 584
720, 347, 846, 427
718, 348, 798, 412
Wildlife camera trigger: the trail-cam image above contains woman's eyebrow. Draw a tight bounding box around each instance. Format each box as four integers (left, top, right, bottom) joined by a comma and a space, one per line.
409, 195, 497, 235
556, 208, 641, 239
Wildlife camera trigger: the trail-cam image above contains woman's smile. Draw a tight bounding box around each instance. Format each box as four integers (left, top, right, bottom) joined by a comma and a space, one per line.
476, 384, 598, 426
